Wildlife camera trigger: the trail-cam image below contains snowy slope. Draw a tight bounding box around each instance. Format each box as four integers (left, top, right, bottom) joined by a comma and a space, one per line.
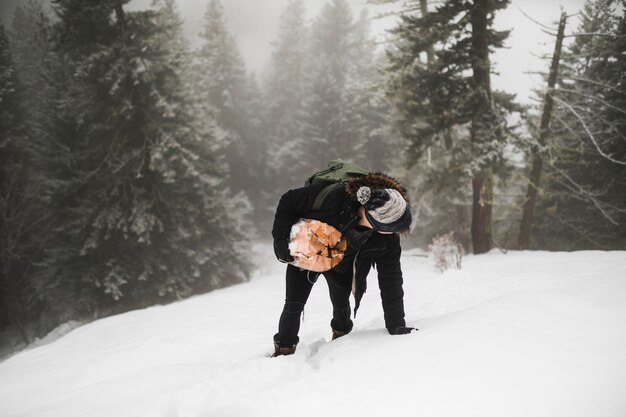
1, 245, 625, 417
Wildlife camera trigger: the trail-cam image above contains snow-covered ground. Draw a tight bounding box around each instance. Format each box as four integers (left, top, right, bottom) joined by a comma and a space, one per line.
1, 244, 625, 417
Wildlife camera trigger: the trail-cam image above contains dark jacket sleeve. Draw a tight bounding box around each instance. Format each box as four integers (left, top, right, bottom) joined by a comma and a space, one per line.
374, 234, 406, 330
271, 186, 316, 242
271, 185, 322, 262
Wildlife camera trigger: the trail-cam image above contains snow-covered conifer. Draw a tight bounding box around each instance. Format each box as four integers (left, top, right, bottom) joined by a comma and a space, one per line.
263, 0, 310, 202
193, 0, 257, 199
49, 0, 251, 315
533, 0, 626, 249
386, 0, 519, 252
300, 0, 364, 167
0, 21, 47, 344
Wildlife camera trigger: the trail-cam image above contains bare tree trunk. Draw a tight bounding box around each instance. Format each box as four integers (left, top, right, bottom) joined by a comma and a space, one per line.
471, 174, 493, 253
469, 0, 494, 254
518, 12, 567, 250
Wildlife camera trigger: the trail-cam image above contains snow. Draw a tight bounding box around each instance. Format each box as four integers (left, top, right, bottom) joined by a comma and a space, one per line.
1, 245, 625, 417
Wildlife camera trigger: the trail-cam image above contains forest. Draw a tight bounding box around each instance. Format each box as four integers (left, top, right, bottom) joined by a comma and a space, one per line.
0, 0, 624, 354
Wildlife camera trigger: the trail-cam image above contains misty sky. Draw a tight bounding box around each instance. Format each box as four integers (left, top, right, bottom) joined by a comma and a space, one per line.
1, 0, 590, 103
136, 0, 588, 104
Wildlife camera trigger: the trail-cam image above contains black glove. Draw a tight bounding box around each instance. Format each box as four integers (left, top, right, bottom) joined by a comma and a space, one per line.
273, 239, 294, 263
388, 326, 418, 335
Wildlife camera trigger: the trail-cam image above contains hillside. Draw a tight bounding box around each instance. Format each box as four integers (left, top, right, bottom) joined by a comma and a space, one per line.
1, 245, 625, 417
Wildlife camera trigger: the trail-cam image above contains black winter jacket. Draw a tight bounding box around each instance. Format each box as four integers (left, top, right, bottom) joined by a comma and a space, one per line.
272, 178, 407, 331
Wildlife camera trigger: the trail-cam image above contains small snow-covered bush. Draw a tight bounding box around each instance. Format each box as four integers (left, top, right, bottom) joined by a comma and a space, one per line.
429, 232, 464, 272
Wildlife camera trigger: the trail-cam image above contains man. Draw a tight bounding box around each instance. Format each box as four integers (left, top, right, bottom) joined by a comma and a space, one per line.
271, 172, 416, 357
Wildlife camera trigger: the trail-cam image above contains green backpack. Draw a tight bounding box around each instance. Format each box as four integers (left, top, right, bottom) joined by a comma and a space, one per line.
305, 159, 369, 211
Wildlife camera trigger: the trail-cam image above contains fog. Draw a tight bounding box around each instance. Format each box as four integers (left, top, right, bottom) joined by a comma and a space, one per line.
1, 0, 586, 103
133, 0, 588, 104
127, 0, 392, 75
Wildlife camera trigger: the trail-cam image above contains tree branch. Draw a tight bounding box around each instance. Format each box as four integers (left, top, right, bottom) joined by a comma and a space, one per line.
564, 76, 626, 99
515, 5, 559, 32
550, 163, 623, 225
541, 28, 559, 37
555, 87, 626, 116
552, 96, 626, 165
565, 32, 626, 38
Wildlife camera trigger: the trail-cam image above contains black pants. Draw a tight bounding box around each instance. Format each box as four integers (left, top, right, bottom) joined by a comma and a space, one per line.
274, 264, 354, 347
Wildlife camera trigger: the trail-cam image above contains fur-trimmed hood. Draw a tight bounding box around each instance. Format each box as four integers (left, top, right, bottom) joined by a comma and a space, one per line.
345, 173, 410, 204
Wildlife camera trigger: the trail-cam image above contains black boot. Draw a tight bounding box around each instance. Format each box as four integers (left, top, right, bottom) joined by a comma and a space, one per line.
332, 329, 349, 340
272, 334, 297, 357
330, 306, 353, 340
273, 301, 303, 357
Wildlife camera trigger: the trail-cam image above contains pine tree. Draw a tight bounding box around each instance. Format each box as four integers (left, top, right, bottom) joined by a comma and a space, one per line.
278, 0, 380, 182
0, 23, 26, 155
386, 0, 517, 252
194, 0, 254, 197
238, 73, 269, 225
0, 22, 44, 344
9, 1, 57, 157
532, 0, 626, 249
265, 0, 307, 128
346, 10, 387, 170
5, 0, 73, 344
264, 0, 309, 194
301, 0, 363, 167
264, 0, 382, 196
50, 0, 251, 316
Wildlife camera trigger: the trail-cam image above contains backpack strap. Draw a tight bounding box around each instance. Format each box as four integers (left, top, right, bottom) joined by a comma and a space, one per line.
312, 182, 343, 211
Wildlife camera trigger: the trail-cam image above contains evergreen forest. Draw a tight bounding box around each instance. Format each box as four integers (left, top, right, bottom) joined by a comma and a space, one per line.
1, 0, 624, 355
